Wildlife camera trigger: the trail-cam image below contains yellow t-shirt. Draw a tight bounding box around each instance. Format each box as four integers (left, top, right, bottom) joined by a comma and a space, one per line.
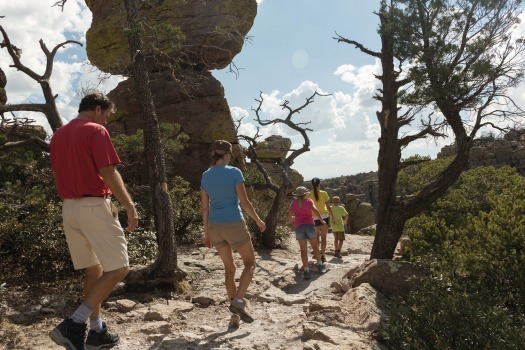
306, 190, 330, 216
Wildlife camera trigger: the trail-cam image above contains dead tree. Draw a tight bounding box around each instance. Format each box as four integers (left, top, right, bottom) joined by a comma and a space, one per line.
0, 114, 50, 151
238, 91, 329, 248
0, 25, 82, 136
123, 0, 184, 282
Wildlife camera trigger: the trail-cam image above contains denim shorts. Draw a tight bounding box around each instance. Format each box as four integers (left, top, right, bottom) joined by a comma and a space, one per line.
295, 224, 317, 241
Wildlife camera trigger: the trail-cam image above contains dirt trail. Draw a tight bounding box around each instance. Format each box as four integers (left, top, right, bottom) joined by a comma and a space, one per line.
1, 235, 378, 350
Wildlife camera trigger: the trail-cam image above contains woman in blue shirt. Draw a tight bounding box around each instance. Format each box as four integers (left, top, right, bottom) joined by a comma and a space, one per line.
200, 140, 266, 324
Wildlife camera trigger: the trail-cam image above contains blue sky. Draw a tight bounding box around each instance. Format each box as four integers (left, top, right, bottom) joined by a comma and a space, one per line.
2, 1, 523, 180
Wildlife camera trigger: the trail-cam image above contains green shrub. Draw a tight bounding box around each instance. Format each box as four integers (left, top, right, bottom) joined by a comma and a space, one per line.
379, 278, 525, 350
0, 160, 72, 281
127, 229, 158, 265
404, 166, 524, 258
380, 165, 525, 349
169, 176, 202, 244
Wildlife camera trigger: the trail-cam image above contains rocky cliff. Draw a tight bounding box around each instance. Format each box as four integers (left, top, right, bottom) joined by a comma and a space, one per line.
438, 130, 525, 176
84, 0, 258, 187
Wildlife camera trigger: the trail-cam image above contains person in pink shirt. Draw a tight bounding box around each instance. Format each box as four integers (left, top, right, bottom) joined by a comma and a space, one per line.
288, 186, 326, 279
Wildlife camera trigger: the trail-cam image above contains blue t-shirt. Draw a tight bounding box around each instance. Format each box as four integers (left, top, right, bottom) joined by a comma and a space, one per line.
200, 165, 245, 223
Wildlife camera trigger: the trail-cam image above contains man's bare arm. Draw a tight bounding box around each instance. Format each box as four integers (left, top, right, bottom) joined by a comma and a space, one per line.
99, 165, 138, 232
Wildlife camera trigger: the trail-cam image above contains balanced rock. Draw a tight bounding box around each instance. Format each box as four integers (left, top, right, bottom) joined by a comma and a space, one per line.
85, 0, 257, 74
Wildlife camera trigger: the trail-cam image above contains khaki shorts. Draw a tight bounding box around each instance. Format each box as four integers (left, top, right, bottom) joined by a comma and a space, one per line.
208, 221, 250, 249
333, 231, 345, 240
62, 197, 129, 272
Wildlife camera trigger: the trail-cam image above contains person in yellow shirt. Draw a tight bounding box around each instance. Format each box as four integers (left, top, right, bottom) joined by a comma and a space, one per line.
305, 178, 334, 263
330, 196, 349, 259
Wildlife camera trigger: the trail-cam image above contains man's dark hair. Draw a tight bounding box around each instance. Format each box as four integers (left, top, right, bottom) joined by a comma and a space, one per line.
78, 92, 115, 113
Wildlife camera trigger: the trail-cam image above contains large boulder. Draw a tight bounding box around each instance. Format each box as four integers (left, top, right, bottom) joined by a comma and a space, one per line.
84, 0, 259, 188
345, 259, 427, 298
85, 0, 257, 74
345, 194, 375, 234
245, 162, 304, 197
252, 135, 291, 164
106, 70, 236, 187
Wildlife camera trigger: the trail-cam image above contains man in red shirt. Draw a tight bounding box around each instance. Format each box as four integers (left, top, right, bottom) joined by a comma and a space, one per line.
49, 92, 138, 350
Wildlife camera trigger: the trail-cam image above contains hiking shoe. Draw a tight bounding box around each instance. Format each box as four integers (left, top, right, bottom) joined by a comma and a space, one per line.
229, 299, 254, 323
321, 254, 326, 263
316, 263, 326, 272
304, 269, 311, 280
49, 317, 87, 350
85, 322, 119, 350
228, 313, 241, 329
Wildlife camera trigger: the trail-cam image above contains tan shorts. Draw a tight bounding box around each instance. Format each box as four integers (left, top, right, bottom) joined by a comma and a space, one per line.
62, 197, 129, 272
208, 221, 250, 249
333, 231, 345, 240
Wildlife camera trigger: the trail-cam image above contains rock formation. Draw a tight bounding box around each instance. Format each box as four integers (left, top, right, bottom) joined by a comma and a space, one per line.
252, 135, 291, 164
245, 135, 303, 196
345, 194, 376, 234
438, 131, 525, 176
84, 0, 258, 187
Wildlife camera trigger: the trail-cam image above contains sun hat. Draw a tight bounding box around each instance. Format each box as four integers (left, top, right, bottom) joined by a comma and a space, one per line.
211, 140, 232, 156
332, 196, 340, 204
292, 186, 309, 196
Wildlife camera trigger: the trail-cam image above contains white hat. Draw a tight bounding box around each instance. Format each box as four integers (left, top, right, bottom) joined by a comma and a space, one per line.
292, 186, 309, 196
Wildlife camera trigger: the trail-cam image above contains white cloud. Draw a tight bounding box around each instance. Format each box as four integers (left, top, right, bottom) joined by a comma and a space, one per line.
0, 1, 124, 128
293, 141, 379, 180
0, 1, 89, 108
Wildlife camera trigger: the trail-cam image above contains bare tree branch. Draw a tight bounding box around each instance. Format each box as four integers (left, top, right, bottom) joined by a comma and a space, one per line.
333, 32, 381, 58
0, 24, 81, 132
52, 0, 68, 12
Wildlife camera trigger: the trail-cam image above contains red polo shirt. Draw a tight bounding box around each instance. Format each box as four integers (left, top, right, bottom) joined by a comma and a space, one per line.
50, 119, 121, 199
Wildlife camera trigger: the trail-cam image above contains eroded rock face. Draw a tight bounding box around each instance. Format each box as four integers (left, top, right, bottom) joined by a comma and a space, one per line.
346, 259, 427, 298
345, 194, 376, 234
438, 133, 525, 176
106, 70, 237, 186
252, 135, 292, 164
85, 0, 258, 74
84, 0, 258, 187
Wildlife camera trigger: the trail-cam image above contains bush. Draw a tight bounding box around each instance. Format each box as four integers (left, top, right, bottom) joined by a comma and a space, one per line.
379, 278, 525, 350
127, 229, 158, 265
404, 166, 524, 258
0, 158, 72, 281
380, 166, 525, 349
169, 176, 202, 244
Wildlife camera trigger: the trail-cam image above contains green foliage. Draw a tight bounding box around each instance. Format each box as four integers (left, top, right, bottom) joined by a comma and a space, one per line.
0, 151, 72, 281
405, 166, 524, 257
168, 176, 202, 243
380, 165, 525, 349
112, 122, 191, 234
241, 166, 291, 246
379, 278, 525, 350
127, 229, 158, 266
397, 155, 451, 195
112, 122, 189, 168
395, 0, 525, 109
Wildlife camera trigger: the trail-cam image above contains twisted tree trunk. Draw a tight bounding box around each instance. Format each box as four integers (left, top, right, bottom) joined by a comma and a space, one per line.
123, 0, 182, 280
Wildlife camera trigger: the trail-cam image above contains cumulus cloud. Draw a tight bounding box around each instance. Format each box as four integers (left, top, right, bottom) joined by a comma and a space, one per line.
0, 1, 124, 128
237, 78, 381, 146
1, 0, 91, 99
292, 141, 379, 179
